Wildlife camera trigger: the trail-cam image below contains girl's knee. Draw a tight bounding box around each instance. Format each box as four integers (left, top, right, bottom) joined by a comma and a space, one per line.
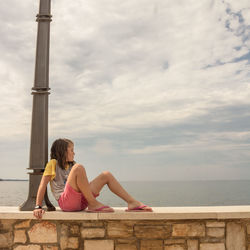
101, 171, 112, 179
72, 164, 86, 174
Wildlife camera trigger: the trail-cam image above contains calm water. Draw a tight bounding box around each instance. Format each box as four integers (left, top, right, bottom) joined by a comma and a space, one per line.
1, 180, 250, 207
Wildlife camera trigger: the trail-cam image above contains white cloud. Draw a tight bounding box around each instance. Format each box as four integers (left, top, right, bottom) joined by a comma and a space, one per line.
43, 0, 250, 138
226, 0, 250, 12
91, 139, 115, 155
1, 0, 250, 180
128, 137, 250, 155
242, 9, 250, 24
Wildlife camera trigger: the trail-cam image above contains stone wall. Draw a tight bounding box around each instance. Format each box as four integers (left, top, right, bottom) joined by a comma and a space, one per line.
1, 218, 250, 250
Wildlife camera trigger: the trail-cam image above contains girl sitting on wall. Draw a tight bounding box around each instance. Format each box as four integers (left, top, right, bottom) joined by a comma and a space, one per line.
33, 138, 152, 219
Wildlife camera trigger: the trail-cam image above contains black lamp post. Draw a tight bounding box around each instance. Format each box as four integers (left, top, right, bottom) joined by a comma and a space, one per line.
19, 0, 55, 211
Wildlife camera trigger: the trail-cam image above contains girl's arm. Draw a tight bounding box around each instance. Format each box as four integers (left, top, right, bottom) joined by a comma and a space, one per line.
33, 175, 52, 219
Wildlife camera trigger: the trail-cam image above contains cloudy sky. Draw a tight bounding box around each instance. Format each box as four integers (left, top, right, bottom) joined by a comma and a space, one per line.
1, 0, 250, 181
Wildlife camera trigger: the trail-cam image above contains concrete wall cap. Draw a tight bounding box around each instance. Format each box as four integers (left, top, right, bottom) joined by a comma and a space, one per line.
1, 206, 250, 220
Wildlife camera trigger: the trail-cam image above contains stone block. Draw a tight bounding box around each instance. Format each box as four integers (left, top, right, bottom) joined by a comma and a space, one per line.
206, 221, 225, 228
200, 243, 225, 250
136, 220, 170, 225
84, 240, 114, 250
15, 220, 31, 229
141, 240, 163, 250
107, 221, 134, 238
165, 239, 185, 245
187, 240, 198, 250
28, 221, 57, 243
226, 222, 246, 250
70, 224, 80, 235
207, 228, 224, 238
60, 224, 68, 236
164, 245, 185, 250
247, 224, 250, 235
0, 232, 12, 248
172, 223, 205, 237
81, 227, 105, 238
82, 221, 104, 227
43, 246, 58, 250
60, 236, 79, 249
14, 245, 41, 250
14, 229, 26, 243
117, 239, 137, 244
116, 244, 137, 250
135, 225, 171, 239
0, 219, 16, 230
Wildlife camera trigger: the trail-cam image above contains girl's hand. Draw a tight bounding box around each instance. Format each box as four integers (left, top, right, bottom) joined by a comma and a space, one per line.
33, 208, 45, 219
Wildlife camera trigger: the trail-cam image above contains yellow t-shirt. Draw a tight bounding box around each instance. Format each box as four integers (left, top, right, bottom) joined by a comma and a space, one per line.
43, 159, 72, 200
43, 159, 57, 180
43, 159, 71, 180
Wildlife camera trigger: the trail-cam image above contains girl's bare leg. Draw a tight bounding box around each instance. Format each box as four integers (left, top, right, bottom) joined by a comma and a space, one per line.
66, 164, 114, 211
90, 171, 152, 211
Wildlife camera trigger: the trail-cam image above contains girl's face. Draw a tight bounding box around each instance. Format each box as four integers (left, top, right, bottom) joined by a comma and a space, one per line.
66, 143, 75, 162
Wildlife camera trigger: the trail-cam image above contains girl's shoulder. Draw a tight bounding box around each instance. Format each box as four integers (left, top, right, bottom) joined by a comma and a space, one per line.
43, 159, 57, 179
48, 159, 57, 164
46, 159, 57, 167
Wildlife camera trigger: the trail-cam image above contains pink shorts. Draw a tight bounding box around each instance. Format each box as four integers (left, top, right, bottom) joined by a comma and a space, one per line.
58, 183, 99, 212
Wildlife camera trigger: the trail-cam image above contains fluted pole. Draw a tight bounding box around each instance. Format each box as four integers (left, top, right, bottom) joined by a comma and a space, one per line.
20, 0, 55, 211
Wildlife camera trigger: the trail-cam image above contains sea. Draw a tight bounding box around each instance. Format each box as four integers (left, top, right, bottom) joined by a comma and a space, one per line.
1, 180, 250, 207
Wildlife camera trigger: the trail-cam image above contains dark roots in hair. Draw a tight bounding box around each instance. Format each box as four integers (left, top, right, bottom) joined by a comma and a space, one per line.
50, 138, 73, 169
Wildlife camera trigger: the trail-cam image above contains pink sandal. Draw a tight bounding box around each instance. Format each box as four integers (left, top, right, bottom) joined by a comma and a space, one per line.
86, 205, 114, 213
125, 204, 153, 212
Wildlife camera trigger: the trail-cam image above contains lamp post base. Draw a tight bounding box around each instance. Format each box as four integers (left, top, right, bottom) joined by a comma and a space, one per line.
19, 172, 55, 211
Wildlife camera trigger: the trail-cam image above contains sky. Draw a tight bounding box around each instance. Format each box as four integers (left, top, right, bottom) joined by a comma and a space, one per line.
0, 0, 250, 181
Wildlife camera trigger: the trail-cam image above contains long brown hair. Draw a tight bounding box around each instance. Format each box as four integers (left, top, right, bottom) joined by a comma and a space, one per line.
50, 138, 74, 169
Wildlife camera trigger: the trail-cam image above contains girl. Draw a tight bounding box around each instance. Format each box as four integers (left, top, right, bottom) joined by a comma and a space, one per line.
33, 138, 152, 219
